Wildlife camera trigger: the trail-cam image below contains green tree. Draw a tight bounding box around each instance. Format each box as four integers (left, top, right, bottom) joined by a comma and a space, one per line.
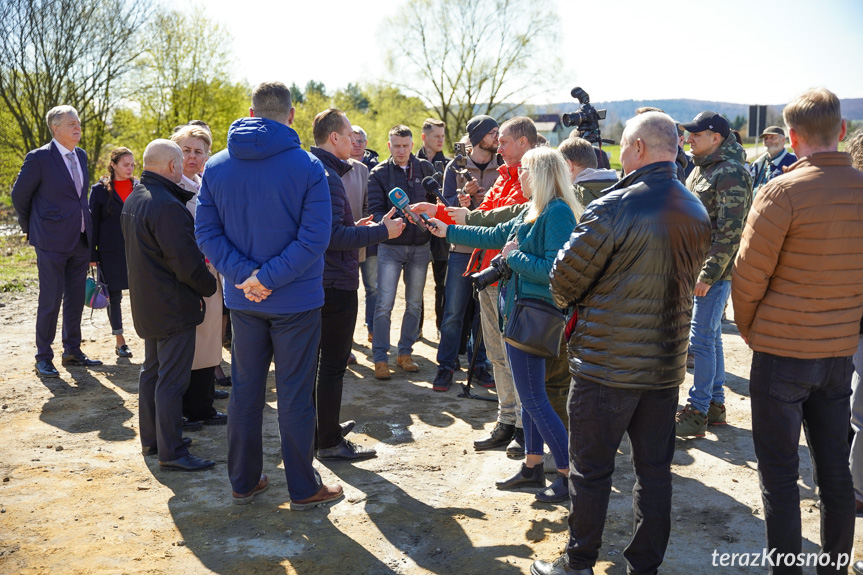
123, 5, 249, 158
383, 0, 561, 146
0, 0, 152, 184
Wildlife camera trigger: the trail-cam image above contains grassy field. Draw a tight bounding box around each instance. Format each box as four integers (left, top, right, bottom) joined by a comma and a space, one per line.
0, 234, 36, 293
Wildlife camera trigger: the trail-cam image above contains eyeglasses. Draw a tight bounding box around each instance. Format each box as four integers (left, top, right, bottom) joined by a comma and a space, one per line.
517, 166, 529, 174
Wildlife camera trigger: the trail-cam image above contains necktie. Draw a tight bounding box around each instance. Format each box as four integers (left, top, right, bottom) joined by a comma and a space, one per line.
66, 152, 85, 233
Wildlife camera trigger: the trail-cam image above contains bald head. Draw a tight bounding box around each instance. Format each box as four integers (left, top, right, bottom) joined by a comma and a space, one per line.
619, 112, 679, 174
143, 139, 184, 183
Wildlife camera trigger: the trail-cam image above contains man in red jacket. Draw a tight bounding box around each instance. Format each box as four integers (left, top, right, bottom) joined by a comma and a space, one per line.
732, 88, 863, 572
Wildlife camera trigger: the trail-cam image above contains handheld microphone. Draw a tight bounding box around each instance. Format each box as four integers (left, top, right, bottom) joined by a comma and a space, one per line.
388, 187, 437, 230
422, 176, 451, 207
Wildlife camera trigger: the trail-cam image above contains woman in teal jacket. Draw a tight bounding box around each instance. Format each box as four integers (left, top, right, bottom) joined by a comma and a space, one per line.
429, 146, 582, 503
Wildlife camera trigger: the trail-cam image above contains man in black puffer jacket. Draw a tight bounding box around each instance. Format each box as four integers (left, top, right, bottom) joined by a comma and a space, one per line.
531, 113, 710, 575
122, 139, 217, 472
309, 109, 405, 461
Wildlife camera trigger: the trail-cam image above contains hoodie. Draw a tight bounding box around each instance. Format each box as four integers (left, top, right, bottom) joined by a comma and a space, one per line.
573, 168, 619, 207
196, 117, 332, 313
686, 132, 752, 285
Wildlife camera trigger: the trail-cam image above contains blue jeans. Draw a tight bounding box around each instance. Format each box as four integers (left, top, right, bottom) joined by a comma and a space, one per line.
505, 343, 568, 468
687, 279, 731, 413
359, 255, 377, 332
436, 252, 487, 370
566, 377, 678, 573
750, 351, 855, 574
373, 244, 429, 363
228, 308, 323, 501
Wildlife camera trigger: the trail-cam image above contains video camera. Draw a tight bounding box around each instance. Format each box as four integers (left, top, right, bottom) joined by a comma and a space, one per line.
562, 87, 615, 146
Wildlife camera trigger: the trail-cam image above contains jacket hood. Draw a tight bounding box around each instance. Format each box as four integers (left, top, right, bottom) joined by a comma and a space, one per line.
694, 132, 746, 168
227, 117, 300, 161
574, 168, 618, 184
310, 147, 353, 178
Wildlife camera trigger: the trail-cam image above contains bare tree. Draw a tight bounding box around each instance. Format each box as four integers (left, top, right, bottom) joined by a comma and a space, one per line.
0, 0, 152, 176
383, 0, 562, 146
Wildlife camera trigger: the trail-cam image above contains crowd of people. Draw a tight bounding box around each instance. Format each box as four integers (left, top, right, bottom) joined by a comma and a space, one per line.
9, 82, 863, 574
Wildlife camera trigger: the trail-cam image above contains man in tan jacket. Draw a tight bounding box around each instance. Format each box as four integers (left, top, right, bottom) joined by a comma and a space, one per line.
732, 88, 863, 570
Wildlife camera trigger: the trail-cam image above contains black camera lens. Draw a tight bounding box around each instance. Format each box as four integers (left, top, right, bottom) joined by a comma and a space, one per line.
562, 111, 587, 128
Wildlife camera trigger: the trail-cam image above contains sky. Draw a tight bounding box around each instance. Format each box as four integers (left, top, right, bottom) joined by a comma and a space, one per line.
202, 0, 863, 106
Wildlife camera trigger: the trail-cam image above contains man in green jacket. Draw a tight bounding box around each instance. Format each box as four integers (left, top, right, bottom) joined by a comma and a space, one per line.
676, 112, 752, 437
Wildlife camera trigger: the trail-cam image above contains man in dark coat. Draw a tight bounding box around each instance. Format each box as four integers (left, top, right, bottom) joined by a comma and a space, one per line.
11, 105, 102, 377
310, 109, 404, 461
531, 112, 711, 575
122, 139, 217, 471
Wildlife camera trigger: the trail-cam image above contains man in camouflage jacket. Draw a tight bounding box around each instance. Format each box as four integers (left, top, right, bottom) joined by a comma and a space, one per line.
676, 112, 752, 437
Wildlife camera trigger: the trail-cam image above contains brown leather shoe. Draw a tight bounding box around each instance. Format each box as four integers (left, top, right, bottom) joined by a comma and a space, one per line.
290, 484, 344, 511
374, 362, 391, 380
232, 474, 269, 505
396, 354, 419, 372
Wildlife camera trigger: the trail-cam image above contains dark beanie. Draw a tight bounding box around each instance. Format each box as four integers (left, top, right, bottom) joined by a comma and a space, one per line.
467, 115, 498, 146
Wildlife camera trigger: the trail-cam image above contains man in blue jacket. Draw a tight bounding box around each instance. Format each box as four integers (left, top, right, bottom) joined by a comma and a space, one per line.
196, 82, 343, 509
310, 109, 405, 461
11, 105, 102, 377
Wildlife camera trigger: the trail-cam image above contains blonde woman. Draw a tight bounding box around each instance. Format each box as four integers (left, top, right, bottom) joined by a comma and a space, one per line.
429, 146, 582, 503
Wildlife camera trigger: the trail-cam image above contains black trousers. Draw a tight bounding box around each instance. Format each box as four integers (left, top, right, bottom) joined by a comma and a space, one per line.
432, 259, 447, 330
107, 289, 124, 334
566, 377, 677, 574
139, 327, 195, 462
183, 365, 217, 421
315, 288, 358, 449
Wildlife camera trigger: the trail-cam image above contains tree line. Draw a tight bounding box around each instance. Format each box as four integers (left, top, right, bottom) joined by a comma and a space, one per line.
0, 0, 558, 195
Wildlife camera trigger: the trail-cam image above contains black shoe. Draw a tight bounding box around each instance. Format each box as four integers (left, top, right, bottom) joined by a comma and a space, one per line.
203, 411, 228, 426
506, 427, 525, 458
496, 462, 545, 490
432, 368, 453, 392
215, 375, 232, 387
61, 353, 103, 367
35, 360, 60, 378
852, 560, 863, 575
472, 366, 495, 388
340, 420, 356, 437
474, 422, 515, 451
115, 344, 133, 358
159, 453, 215, 472
213, 389, 229, 400
317, 438, 377, 461
142, 437, 192, 456
182, 417, 203, 432
531, 556, 593, 575
536, 474, 569, 503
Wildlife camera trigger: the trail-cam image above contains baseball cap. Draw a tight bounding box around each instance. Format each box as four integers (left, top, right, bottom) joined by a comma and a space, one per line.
759, 126, 785, 139
679, 112, 730, 139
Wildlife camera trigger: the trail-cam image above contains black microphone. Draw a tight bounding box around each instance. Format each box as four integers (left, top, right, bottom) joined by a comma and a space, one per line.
422, 176, 451, 207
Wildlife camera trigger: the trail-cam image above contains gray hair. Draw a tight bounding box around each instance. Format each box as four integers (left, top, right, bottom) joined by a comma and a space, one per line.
352, 125, 368, 140
250, 81, 293, 123
45, 105, 79, 133
558, 137, 598, 170
623, 112, 679, 157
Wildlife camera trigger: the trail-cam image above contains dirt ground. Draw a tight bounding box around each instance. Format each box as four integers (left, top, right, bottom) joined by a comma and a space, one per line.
1, 269, 862, 575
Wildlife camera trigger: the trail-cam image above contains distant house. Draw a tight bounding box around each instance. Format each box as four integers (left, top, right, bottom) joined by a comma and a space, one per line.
530, 114, 566, 147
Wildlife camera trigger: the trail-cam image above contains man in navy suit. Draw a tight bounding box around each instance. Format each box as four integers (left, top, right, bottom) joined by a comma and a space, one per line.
11, 105, 103, 377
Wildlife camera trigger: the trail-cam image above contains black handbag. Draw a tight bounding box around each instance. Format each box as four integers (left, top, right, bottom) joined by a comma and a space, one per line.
503, 294, 565, 359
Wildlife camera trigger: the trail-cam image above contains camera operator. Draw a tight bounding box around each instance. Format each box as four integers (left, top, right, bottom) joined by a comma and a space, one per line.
558, 136, 618, 206
427, 146, 582, 503
431, 115, 501, 393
